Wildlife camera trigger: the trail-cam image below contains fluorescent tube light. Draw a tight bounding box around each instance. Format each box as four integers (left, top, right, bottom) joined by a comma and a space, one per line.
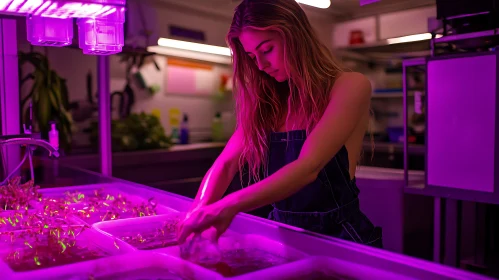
0, 0, 125, 18
147, 45, 232, 64
157, 38, 231, 56
387, 33, 443, 44
296, 0, 331, 9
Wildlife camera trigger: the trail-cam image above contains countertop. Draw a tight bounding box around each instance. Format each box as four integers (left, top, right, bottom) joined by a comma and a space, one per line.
63, 142, 425, 181
355, 166, 424, 181
363, 141, 425, 155
168, 142, 226, 151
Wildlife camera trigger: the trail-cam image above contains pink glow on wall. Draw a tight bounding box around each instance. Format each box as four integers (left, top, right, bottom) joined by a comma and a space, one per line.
166, 66, 197, 94
0, 0, 124, 18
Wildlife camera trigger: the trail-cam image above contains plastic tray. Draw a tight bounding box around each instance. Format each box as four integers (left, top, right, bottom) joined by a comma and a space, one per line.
158, 234, 308, 278
0, 227, 135, 279
93, 213, 185, 250
37, 186, 176, 225
37, 185, 171, 208
9, 251, 221, 280
231, 256, 419, 280
93, 213, 239, 251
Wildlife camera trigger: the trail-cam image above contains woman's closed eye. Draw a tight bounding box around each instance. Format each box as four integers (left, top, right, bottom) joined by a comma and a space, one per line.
263, 46, 273, 54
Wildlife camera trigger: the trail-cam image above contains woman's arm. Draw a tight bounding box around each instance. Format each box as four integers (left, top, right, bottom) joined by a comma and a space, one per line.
177, 73, 372, 242
190, 127, 244, 210
221, 72, 372, 213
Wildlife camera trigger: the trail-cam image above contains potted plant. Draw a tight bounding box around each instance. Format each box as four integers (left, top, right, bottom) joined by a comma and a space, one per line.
18, 51, 73, 152
89, 112, 173, 152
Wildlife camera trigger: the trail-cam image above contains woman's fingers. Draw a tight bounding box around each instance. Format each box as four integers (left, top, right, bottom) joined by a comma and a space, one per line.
177, 223, 192, 244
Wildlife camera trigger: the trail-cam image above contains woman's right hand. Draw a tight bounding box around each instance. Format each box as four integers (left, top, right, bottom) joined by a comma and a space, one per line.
185, 200, 204, 220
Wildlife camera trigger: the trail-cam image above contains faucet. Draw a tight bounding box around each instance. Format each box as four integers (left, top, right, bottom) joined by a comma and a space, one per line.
0, 138, 59, 158
0, 103, 59, 185
0, 102, 59, 158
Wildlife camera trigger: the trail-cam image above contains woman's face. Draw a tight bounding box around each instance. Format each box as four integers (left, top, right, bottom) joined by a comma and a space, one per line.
239, 28, 288, 82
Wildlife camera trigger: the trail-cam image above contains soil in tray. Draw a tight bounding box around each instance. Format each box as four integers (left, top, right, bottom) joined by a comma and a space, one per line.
198, 248, 293, 277
4, 243, 110, 272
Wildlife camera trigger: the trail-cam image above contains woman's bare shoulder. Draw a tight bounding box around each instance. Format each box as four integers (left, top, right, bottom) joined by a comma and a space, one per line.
331, 72, 372, 99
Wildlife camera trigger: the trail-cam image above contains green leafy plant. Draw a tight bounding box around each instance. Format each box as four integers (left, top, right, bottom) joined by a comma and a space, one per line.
19, 51, 73, 152
89, 112, 172, 152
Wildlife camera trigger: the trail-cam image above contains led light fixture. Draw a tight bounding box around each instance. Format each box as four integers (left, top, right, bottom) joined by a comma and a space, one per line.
26, 15, 73, 46
0, 0, 125, 18
0, 0, 126, 55
386, 33, 443, 44
296, 0, 331, 9
77, 8, 125, 55
147, 45, 232, 65
157, 38, 232, 56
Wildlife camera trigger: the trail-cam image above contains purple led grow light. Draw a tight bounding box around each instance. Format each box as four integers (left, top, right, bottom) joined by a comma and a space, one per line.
27, 15, 73, 46
0, 0, 126, 54
0, 0, 125, 18
77, 8, 125, 55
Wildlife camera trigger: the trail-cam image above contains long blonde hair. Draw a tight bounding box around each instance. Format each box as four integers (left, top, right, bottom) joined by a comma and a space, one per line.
227, 0, 345, 183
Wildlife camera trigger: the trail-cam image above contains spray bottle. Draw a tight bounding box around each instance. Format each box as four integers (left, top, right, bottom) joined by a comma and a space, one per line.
48, 122, 59, 150
180, 114, 189, 145
212, 112, 223, 142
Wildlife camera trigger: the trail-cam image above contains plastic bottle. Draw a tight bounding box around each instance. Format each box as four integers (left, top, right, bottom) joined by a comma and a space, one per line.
212, 112, 223, 142
169, 108, 181, 144
171, 128, 179, 144
48, 122, 59, 150
180, 114, 189, 145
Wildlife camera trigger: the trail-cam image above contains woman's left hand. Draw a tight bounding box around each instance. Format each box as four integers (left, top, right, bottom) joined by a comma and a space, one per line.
177, 201, 237, 243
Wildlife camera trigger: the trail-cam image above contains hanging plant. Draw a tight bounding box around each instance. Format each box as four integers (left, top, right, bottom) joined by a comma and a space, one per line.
18, 51, 73, 152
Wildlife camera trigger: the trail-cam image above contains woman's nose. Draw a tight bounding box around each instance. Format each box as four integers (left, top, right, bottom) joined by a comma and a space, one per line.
256, 56, 269, 71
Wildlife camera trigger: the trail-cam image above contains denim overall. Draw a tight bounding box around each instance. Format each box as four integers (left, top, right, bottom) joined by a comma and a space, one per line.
266, 130, 383, 248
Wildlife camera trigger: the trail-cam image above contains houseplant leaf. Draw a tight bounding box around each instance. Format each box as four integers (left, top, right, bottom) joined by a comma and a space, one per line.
20, 51, 73, 152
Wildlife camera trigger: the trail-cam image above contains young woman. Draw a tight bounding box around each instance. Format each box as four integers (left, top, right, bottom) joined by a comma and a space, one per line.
177, 0, 382, 248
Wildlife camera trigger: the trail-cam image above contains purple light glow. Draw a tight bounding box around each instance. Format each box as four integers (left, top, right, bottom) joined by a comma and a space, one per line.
0, 0, 124, 19
26, 15, 73, 46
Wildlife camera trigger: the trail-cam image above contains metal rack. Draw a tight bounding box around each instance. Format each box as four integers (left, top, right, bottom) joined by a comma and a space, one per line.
0, 0, 126, 176
0, 22, 115, 179
402, 29, 499, 271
